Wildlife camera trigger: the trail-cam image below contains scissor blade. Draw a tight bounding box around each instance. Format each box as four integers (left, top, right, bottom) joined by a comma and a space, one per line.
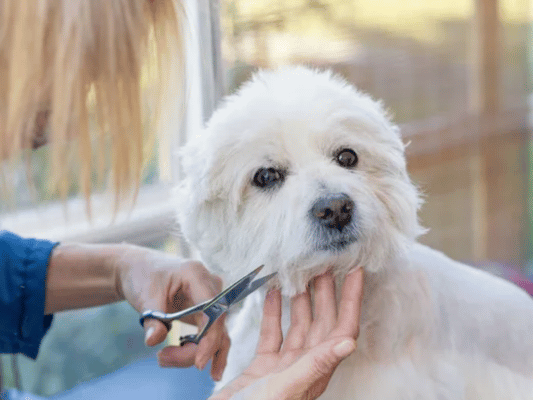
230, 271, 277, 306
211, 265, 264, 307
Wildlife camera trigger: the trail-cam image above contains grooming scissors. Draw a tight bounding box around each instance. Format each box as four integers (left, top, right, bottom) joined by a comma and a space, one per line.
139, 265, 276, 345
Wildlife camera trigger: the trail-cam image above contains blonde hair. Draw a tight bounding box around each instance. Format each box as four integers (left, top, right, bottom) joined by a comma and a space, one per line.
0, 0, 184, 211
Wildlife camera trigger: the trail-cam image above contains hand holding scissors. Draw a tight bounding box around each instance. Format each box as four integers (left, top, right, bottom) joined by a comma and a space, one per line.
115, 249, 235, 380
140, 265, 277, 345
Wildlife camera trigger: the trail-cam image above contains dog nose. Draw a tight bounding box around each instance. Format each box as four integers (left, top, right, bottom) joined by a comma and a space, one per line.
310, 193, 354, 231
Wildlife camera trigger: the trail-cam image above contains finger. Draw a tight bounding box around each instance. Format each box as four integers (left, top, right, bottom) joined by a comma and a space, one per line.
333, 268, 364, 339
282, 287, 312, 351
143, 318, 170, 346
182, 261, 222, 303
177, 265, 224, 371
210, 332, 231, 381
211, 274, 223, 292
256, 289, 283, 354
306, 272, 337, 347
142, 278, 177, 347
194, 313, 227, 371
158, 343, 198, 368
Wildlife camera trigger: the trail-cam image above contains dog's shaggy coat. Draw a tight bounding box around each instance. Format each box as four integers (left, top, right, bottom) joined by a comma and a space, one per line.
177, 67, 533, 399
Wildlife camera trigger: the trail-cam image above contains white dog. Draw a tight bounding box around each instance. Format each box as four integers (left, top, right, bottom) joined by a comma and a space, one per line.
176, 67, 533, 399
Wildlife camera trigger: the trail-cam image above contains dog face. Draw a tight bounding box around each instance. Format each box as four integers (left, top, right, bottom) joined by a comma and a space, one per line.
176, 67, 424, 294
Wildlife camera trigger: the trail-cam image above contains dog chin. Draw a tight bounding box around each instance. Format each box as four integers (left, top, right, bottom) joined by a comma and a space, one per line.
274, 242, 360, 295
315, 236, 357, 252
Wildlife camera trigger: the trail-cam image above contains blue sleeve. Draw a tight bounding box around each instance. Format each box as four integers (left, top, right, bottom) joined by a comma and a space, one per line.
0, 231, 58, 359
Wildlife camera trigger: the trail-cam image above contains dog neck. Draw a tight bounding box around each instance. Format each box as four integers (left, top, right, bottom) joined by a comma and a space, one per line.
357, 257, 436, 362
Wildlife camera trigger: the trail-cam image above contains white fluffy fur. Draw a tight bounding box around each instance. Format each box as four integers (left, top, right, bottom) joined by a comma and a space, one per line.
176, 67, 533, 399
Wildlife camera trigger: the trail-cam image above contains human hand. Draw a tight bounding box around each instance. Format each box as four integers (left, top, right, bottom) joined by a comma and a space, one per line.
210, 268, 364, 400
113, 245, 230, 380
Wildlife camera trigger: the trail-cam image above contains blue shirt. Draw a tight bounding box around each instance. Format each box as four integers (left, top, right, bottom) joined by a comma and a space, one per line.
0, 231, 57, 359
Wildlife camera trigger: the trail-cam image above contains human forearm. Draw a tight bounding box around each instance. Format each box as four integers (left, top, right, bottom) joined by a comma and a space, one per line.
43, 241, 230, 377
44, 243, 127, 313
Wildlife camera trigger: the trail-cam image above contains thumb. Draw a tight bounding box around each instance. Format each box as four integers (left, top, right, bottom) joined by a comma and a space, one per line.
143, 318, 170, 347
142, 294, 172, 347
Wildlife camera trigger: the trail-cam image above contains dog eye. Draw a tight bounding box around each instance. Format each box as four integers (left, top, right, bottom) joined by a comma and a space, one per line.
253, 167, 284, 189
336, 148, 358, 168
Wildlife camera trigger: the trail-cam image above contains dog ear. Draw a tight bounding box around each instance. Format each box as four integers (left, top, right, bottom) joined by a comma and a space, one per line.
175, 138, 209, 225
176, 129, 243, 217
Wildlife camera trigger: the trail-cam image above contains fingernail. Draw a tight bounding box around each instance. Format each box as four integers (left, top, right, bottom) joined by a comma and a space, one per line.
265, 288, 278, 303
347, 268, 364, 281
333, 339, 356, 358
145, 327, 155, 344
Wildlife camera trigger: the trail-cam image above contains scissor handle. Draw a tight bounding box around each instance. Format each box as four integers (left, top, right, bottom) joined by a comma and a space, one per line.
139, 310, 172, 331
139, 301, 228, 345
178, 302, 229, 346
139, 310, 198, 344
179, 334, 201, 345
187, 302, 227, 344
139, 265, 276, 346
139, 298, 214, 330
